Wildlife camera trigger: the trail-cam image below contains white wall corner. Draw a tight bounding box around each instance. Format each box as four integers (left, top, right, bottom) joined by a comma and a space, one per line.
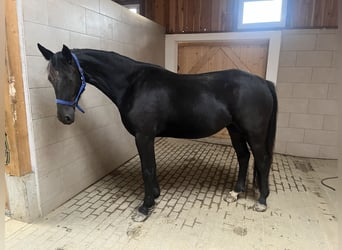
16, 0, 42, 216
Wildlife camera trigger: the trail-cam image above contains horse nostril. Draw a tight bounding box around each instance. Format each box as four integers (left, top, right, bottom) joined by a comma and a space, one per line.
65, 115, 72, 123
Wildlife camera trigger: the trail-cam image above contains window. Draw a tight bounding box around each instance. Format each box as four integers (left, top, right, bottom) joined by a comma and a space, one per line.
124, 4, 140, 14
237, 0, 287, 30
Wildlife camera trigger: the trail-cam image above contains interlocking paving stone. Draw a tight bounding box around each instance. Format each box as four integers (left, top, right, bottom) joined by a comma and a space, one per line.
5, 138, 337, 250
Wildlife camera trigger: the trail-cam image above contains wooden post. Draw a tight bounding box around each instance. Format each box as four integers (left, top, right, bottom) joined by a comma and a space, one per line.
5, 0, 32, 176
1, 0, 7, 230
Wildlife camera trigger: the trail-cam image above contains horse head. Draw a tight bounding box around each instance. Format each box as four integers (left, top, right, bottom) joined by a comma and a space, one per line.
37, 44, 85, 125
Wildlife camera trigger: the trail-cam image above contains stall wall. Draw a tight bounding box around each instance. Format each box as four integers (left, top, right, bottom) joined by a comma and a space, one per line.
21, 0, 164, 216
276, 29, 337, 158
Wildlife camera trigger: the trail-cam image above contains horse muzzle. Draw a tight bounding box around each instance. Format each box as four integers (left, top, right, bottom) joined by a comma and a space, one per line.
57, 107, 75, 125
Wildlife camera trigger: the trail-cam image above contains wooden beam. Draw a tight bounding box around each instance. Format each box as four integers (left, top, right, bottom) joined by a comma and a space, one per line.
5, 0, 32, 176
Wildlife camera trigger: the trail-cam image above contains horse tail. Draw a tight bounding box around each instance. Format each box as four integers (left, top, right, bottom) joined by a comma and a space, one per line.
266, 80, 278, 160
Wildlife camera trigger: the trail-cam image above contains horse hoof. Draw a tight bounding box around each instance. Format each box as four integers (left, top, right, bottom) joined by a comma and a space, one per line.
154, 196, 161, 204
132, 211, 149, 222
225, 190, 240, 203
131, 204, 155, 222
253, 202, 267, 212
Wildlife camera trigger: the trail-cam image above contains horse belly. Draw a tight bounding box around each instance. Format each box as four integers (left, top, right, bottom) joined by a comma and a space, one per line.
160, 107, 231, 139
162, 126, 223, 139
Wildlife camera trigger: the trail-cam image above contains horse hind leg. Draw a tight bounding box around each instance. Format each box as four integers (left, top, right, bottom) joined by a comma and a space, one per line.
249, 136, 271, 212
225, 125, 250, 203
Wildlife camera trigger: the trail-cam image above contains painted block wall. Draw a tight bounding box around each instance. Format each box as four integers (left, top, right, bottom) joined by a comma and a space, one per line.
21, 0, 165, 216
275, 29, 337, 159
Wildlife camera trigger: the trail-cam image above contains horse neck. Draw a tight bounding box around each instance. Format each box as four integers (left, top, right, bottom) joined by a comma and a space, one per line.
73, 49, 136, 106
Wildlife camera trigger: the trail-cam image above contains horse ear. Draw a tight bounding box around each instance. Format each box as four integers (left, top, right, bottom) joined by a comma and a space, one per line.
62, 44, 72, 64
37, 43, 54, 60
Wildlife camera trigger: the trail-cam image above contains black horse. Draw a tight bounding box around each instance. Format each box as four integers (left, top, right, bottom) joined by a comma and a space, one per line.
38, 44, 277, 221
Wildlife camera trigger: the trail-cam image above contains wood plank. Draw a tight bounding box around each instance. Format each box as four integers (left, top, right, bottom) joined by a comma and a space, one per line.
168, 0, 176, 33
199, 0, 211, 32
312, 0, 338, 28
183, 0, 195, 33
313, 0, 324, 27
218, 0, 228, 31
192, 0, 201, 32
5, 0, 32, 176
287, 0, 315, 28
210, 0, 220, 31
154, 0, 165, 27
322, 0, 338, 27
286, 0, 338, 28
188, 47, 220, 74
176, 0, 184, 33
178, 44, 207, 73
221, 47, 250, 72
144, 0, 338, 33
4, 47, 19, 176
225, 0, 237, 31
208, 49, 235, 71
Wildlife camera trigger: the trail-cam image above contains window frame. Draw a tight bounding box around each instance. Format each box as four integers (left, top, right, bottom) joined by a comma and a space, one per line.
237, 0, 288, 30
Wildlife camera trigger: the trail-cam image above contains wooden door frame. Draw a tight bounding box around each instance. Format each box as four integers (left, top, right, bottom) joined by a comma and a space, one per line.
1, 0, 6, 220
5, 0, 32, 177
165, 31, 282, 85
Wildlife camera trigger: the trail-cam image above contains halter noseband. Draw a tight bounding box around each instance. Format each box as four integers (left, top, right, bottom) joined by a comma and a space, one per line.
56, 53, 86, 113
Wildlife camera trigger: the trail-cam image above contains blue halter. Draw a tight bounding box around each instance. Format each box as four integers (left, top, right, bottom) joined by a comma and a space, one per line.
56, 53, 86, 113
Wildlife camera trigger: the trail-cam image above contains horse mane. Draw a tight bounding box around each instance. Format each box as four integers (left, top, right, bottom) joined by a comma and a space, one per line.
72, 48, 165, 71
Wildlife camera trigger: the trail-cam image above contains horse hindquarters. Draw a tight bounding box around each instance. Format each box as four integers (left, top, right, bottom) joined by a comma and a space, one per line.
227, 81, 278, 211
250, 82, 278, 211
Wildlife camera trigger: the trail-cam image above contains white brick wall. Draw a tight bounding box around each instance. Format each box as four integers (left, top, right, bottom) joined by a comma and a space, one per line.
21, 0, 165, 217
276, 29, 337, 159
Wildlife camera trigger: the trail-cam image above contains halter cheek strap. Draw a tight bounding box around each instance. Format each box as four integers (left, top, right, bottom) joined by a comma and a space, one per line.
56, 53, 86, 113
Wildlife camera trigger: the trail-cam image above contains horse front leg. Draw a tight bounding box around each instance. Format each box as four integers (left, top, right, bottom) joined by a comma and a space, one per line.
133, 133, 157, 222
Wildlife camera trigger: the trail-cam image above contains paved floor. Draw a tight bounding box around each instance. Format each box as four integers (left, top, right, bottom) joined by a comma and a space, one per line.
5, 138, 338, 250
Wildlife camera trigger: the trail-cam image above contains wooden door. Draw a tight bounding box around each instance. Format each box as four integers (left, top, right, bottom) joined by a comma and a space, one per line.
178, 40, 269, 140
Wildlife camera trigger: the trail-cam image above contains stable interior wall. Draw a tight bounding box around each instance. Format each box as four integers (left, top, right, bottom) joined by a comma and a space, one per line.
275, 29, 337, 159
21, 0, 164, 216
